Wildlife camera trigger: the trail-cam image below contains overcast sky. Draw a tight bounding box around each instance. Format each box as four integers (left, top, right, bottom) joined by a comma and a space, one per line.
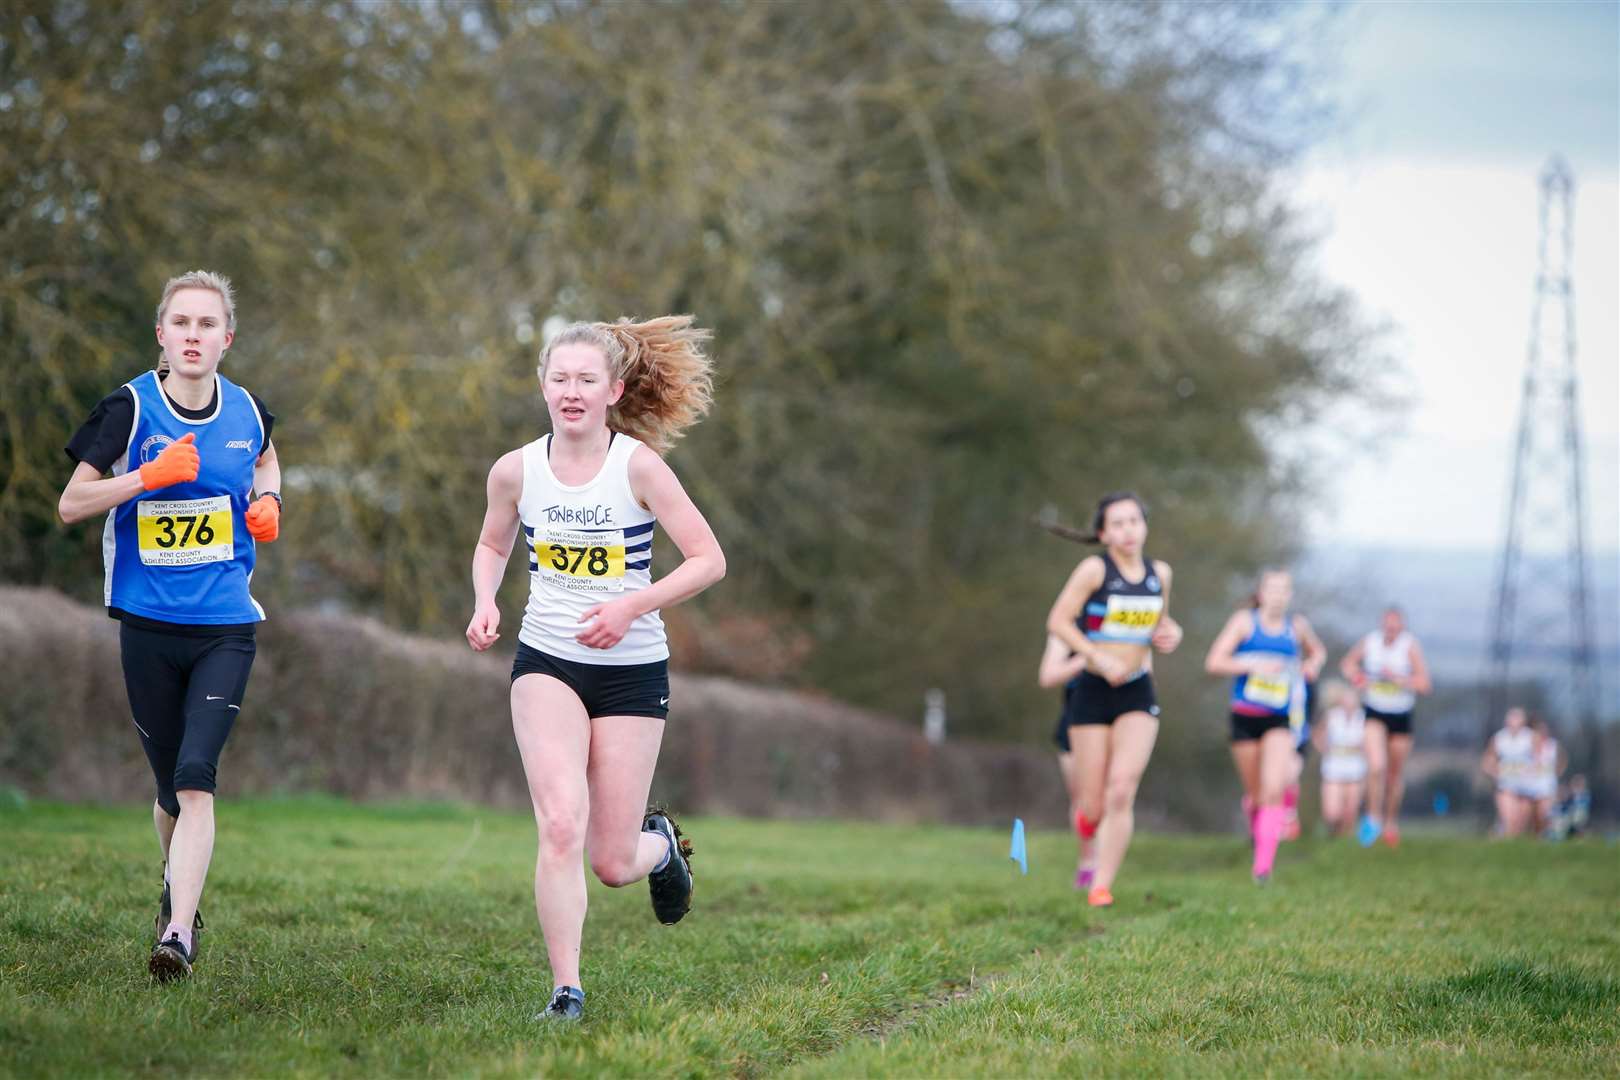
1291, 0, 1618, 556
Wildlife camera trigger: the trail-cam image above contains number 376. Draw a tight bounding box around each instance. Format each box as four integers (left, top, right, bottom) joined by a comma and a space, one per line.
152, 514, 217, 548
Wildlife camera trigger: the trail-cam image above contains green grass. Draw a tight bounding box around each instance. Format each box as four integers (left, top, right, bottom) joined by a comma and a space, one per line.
2, 797, 1615, 1077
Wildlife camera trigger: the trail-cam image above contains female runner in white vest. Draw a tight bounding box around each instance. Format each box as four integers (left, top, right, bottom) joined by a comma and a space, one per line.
1310, 680, 1367, 837
1481, 706, 1536, 837
1338, 606, 1431, 848
465, 317, 725, 1023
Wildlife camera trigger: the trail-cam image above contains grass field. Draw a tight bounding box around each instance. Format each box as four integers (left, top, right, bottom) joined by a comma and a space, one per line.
2, 797, 1616, 1078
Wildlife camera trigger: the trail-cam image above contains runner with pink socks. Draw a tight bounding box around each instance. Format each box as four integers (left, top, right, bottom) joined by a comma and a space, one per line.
1204, 570, 1325, 882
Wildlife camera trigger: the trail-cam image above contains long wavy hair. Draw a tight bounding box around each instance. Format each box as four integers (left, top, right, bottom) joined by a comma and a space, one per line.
539, 315, 714, 452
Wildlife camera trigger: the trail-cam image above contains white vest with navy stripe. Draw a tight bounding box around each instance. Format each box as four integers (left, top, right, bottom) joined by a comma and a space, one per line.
517, 433, 667, 664
104, 370, 266, 624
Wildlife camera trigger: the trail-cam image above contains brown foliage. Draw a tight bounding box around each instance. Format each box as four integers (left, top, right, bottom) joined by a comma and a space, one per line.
0, 587, 1069, 826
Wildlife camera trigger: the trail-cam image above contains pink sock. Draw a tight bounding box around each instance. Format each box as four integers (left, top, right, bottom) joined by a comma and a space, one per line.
162, 922, 193, 952
1252, 806, 1284, 878
1283, 786, 1298, 811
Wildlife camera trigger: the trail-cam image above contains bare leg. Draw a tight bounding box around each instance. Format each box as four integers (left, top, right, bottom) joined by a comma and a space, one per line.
1362, 721, 1390, 825
1384, 733, 1413, 827
584, 715, 669, 887
165, 791, 214, 932
511, 675, 592, 991
1055, 751, 1084, 872
154, 801, 177, 864
1230, 739, 1261, 824
1320, 781, 1346, 833
1070, 725, 1110, 875
1092, 712, 1159, 893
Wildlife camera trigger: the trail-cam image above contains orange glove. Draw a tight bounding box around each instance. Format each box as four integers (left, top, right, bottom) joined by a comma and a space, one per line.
138, 433, 200, 491
245, 494, 280, 542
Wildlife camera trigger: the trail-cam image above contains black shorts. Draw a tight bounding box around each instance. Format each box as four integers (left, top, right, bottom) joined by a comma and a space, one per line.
1064, 672, 1159, 728
1052, 683, 1077, 751
1364, 706, 1413, 736
119, 621, 257, 816
1230, 711, 1292, 743
511, 642, 670, 719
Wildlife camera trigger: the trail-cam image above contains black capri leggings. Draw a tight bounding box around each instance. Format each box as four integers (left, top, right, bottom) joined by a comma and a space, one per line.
119, 622, 256, 817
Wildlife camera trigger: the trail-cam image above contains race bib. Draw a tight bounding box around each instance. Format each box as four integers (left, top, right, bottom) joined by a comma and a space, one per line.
535, 527, 625, 594
137, 496, 234, 566
1102, 595, 1162, 637
1244, 674, 1291, 710
1370, 680, 1403, 698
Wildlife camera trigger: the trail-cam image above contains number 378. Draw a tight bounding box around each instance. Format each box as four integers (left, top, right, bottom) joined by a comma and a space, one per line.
549, 544, 610, 576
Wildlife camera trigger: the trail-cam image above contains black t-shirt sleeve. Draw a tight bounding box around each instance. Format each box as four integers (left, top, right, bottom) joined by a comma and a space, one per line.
248, 391, 276, 450
63, 387, 137, 474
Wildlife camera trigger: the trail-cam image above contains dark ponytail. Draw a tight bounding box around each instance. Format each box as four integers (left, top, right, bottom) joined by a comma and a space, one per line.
1037, 491, 1145, 545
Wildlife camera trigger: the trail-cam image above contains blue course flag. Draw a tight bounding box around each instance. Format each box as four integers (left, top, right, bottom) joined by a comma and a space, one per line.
1009, 818, 1028, 875
1433, 791, 1450, 816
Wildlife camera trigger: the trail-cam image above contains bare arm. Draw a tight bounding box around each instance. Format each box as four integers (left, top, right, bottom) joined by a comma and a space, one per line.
1150, 562, 1181, 653
58, 460, 145, 524
1406, 638, 1433, 695
1339, 637, 1366, 684
465, 450, 523, 651
573, 446, 726, 650
1037, 634, 1089, 689
1481, 744, 1499, 781
1294, 614, 1328, 680
624, 446, 725, 613
1205, 609, 1262, 677
253, 441, 281, 500
1045, 556, 1105, 660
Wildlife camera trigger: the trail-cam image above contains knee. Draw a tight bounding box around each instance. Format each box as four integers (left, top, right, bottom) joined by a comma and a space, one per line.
1104, 776, 1138, 814
172, 758, 218, 798
174, 789, 213, 814
589, 850, 640, 888
537, 813, 586, 859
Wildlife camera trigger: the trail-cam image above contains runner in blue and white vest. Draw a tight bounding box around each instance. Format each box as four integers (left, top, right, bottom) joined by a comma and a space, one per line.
465, 316, 725, 1023
1204, 569, 1326, 883
58, 270, 282, 982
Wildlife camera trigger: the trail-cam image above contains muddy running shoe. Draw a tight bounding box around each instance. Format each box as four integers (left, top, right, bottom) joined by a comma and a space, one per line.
539, 985, 585, 1022
149, 932, 194, 982
643, 807, 694, 925
155, 876, 204, 951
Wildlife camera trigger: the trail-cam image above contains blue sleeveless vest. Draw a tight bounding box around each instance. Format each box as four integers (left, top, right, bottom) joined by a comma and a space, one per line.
103, 370, 266, 624
1229, 609, 1300, 718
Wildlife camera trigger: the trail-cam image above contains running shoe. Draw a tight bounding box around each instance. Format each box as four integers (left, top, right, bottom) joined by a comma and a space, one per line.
1087, 887, 1114, 908
155, 878, 205, 949
1253, 871, 1272, 886
643, 807, 694, 925
1381, 824, 1401, 849
149, 932, 194, 982
539, 985, 585, 1022
1282, 812, 1301, 842
1356, 815, 1382, 848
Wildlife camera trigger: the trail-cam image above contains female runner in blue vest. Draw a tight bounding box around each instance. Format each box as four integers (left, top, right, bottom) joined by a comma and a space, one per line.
58, 271, 282, 981
1044, 493, 1181, 908
1204, 570, 1325, 882
465, 317, 725, 1022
